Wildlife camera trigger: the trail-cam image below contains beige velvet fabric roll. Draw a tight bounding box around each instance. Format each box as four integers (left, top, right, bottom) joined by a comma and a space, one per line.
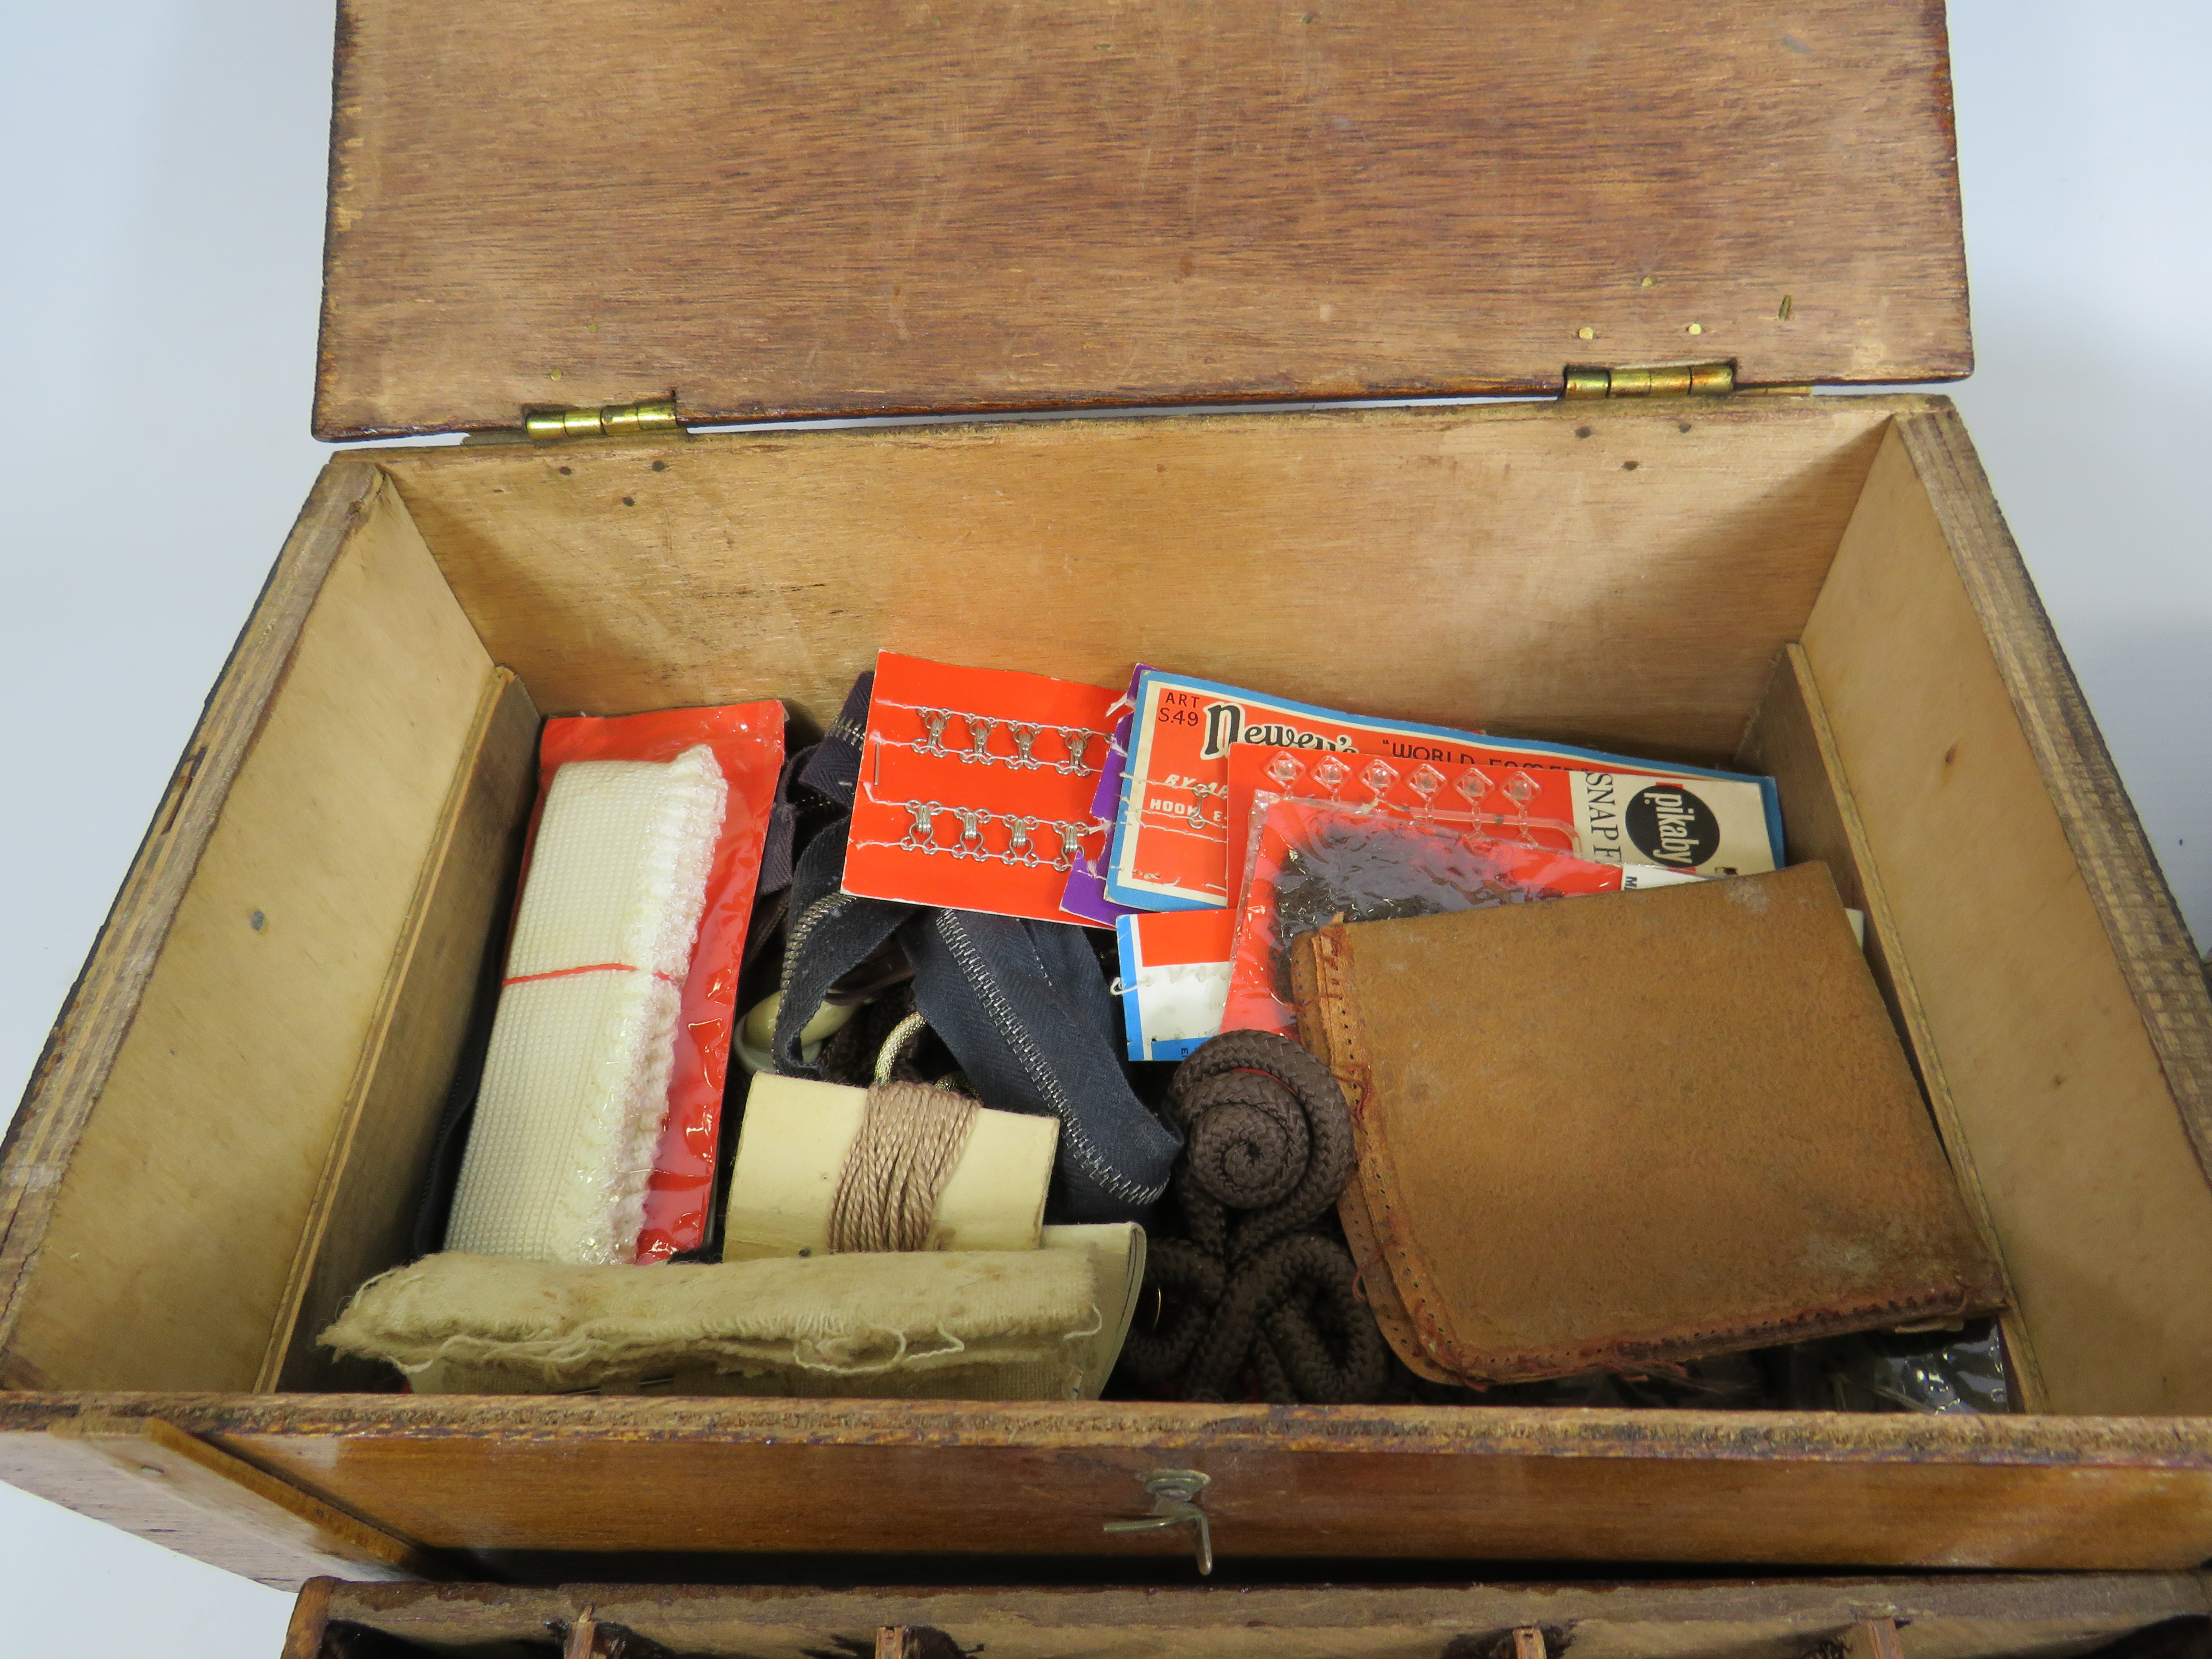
323, 1224, 1144, 1400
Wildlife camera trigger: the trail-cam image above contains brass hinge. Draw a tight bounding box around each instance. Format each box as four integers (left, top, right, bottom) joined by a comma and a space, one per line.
522, 397, 684, 442
1561, 361, 1736, 399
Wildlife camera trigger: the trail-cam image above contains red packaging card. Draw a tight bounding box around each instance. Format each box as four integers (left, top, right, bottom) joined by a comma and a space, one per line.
844, 651, 1121, 926
1221, 740, 1779, 915
1104, 667, 1781, 911
527, 702, 785, 1261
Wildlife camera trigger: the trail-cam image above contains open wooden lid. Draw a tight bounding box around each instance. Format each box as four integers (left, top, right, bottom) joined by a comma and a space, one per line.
316, 1, 1969, 439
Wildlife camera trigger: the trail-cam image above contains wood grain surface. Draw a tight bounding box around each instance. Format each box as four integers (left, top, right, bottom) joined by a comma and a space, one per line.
0, 463, 383, 1388
371, 397, 1898, 758
1736, 646, 2048, 1410
12, 391, 2212, 1586
263, 670, 540, 1394
322, 1574, 2212, 1659
282, 1577, 336, 1659
285, 1583, 341, 1659
1802, 416, 2212, 1416
0, 476, 497, 1394
1895, 410, 2212, 1190
317, 0, 1969, 437
1844, 1618, 1910, 1659
0, 1416, 429, 1589
5, 1394, 2212, 1574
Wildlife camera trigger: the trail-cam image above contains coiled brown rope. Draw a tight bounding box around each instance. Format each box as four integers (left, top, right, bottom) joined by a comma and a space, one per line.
1120, 1030, 1387, 1403
1170, 1029, 1357, 1259
828, 1080, 979, 1253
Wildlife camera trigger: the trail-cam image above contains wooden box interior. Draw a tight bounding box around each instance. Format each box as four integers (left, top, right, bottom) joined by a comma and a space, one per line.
7, 393, 2211, 1432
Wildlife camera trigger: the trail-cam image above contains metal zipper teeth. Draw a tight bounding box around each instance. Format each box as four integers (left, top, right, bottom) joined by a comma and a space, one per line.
777, 886, 861, 1049
934, 910, 1165, 1208
782, 880, 858, 980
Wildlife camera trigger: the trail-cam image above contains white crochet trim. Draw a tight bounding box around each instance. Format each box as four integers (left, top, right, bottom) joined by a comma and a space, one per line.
445, 745, 727, 1265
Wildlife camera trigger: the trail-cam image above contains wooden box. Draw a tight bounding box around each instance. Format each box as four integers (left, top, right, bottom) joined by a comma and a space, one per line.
8, 0, 2212, 1593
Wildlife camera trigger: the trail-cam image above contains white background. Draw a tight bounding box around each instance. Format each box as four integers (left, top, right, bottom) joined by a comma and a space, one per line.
1, 3, 2207, 1650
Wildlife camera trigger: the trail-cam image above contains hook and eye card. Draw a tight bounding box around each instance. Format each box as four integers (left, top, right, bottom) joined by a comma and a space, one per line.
844, 651, 1123, 925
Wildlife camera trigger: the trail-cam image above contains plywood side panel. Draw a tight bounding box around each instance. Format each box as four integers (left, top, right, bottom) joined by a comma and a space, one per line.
263, 670, 541, 1394
1736, 646, 2047, 1409
1894, 411, 2212, 1182
329, 1577, 2212, 1659
0, 462, 384, 1377
0, 479, 498, 1393
374, 398, 1900, 759
318, 0, 1969, 437
1800, 417, 2212, 1416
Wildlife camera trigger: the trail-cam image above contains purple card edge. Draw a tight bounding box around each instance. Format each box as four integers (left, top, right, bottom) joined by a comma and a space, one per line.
1061, 665, 1147, 925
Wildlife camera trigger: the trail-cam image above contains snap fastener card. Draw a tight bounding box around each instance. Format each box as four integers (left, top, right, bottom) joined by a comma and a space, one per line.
1105, 667, 1784, 911
1114, 906, 1237, 1062
844, 651, 1121, 925
1223, 739, 1783, 911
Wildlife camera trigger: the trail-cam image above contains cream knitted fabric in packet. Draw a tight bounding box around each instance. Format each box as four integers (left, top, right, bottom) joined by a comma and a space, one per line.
445, 745, 727, 1265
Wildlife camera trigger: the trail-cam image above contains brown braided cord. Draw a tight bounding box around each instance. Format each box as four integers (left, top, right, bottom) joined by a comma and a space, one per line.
1120, 1031, 1386, 1404
827, 1080, 979, 1252
1117, 1238, 1225, 1384
1196, 1231, 1385, 1403
1166, 1028, 1358, 1259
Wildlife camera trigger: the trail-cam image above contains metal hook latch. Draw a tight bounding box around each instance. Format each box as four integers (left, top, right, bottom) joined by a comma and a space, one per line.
1102, 1468, 1213, 1575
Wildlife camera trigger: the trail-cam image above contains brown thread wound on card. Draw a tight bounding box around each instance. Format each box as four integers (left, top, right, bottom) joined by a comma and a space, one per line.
829, 1081, 979, 1252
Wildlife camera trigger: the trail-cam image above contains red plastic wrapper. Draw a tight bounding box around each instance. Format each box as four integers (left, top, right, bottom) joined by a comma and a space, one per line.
1224, 797, 1659, 1036
519, 702, 784, 1261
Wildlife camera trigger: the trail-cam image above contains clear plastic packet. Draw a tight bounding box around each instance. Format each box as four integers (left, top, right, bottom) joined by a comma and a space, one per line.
1223, 797, 1667, 1035
524, 703, 786, 1260
1777, 1321, 2011, 1413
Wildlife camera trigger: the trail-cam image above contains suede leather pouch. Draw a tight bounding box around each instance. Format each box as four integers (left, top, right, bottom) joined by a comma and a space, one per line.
1292, 862, 2007, 1383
